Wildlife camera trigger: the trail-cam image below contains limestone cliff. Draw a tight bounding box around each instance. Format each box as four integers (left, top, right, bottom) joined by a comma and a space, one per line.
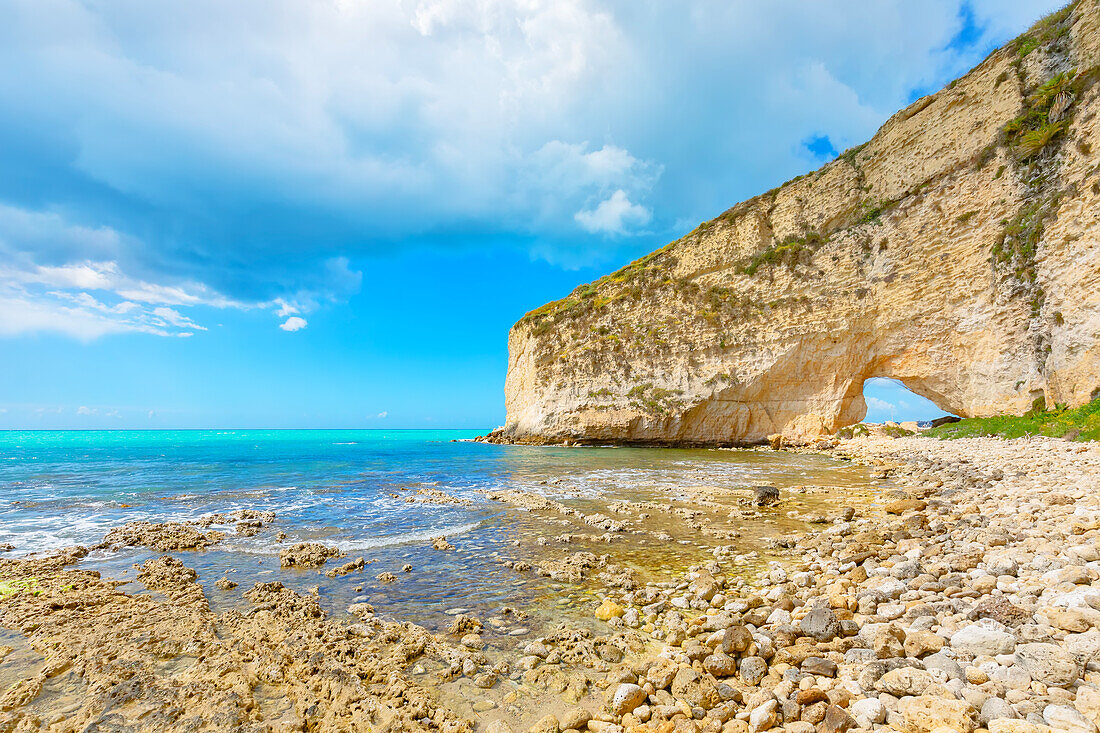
498, 2, 1100, 446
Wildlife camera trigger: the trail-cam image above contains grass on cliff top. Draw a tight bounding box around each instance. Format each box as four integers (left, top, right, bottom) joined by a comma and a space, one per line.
927, 398, 1100, 441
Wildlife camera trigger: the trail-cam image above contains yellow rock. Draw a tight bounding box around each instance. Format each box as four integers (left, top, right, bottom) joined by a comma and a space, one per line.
594, 598, 624, 621
897, 695, 978, 733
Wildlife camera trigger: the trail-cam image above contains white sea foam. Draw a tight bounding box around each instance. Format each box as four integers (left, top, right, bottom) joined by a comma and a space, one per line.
334, 520, 482, 551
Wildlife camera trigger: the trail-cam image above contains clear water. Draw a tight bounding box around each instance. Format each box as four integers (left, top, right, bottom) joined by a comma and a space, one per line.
0, 430, 879, 634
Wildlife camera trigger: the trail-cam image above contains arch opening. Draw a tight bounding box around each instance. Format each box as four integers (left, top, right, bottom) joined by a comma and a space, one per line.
860, 377, 954, 426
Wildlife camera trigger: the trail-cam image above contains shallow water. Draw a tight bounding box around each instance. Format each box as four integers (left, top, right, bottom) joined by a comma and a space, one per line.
0, 430, 882, 640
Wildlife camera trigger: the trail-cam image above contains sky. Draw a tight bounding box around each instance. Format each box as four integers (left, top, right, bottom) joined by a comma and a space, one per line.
0, 0, 1063, 429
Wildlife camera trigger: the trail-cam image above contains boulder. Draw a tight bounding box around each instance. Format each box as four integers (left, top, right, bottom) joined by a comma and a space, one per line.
799, 606, 840, 641
1043, 704, 1097, 733
1016, 643, 1083, 687
876, 667, 936, 697
950, 625, 1017, 657
752, 485, 780, 507
610, 684, 646, 716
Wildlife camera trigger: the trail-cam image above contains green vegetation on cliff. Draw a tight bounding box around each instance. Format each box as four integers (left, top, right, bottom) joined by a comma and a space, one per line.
927, 398, 1100, 441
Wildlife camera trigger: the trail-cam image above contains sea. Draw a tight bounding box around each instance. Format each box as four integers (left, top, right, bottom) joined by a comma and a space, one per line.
0, 429, 881, 635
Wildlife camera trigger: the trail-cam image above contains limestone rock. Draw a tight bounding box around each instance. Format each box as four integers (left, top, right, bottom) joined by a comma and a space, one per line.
1016, 642, 1083, 687
876, 667, 935, 697
560, 709, 591, 731
739, 656, 767, 686
703, 652, 737, 677
988, 722, 1053, 733
748, 699, 777, 732
951, 625, 1017, 657
799, 606, 840, 641
850, 698, 886, 726
1043, 704, 1097, 733
897, 696, 978, 733
1077, 685, 1100, 728
610, 684, 646, 716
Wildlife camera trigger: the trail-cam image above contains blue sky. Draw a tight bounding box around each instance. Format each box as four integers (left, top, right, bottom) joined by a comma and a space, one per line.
0, 0, 1062, 429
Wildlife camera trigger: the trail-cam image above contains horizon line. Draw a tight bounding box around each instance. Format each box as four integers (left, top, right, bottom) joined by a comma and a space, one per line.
0, 427, 494, 432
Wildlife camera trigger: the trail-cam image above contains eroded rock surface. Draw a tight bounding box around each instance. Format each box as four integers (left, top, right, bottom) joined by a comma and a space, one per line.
0, 553, 470, 733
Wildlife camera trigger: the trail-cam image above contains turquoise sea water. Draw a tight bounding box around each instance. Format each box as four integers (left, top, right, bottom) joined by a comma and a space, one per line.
0, 429, 876, 631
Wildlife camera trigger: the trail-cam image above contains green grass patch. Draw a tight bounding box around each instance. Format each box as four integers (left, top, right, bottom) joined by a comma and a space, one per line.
926, 398, 1100, 441
741, 231, 826, 276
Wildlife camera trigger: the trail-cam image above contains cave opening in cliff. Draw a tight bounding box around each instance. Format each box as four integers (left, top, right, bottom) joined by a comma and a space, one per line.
861, 377, 954, 425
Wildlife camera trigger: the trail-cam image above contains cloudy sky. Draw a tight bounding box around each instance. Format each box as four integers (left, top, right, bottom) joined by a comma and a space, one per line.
1, 0, 1061, 428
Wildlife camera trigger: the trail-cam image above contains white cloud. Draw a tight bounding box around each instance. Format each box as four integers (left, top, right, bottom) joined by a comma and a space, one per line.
0, 205, 362, 339
152, 307, 207, 332
865, 396, 898, 416
76, 406, 96, 415
272, 298, 300, 318
279, 316, 308, 332
574, 190, 651, 235
377, 411, 388, 418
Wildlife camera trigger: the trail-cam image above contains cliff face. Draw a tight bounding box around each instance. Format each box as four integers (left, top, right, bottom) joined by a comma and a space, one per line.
500, 3, 1100, 446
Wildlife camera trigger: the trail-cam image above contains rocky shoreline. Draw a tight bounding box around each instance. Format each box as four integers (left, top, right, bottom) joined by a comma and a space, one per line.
2, 436, 1099, 733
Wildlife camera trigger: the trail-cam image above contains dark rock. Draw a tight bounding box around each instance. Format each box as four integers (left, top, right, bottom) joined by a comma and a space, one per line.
753, 485, 780, 506
801, 657, 837, 677
819, 704, 856, 733
799, 606, 841, 641
970, 596, 1032, 627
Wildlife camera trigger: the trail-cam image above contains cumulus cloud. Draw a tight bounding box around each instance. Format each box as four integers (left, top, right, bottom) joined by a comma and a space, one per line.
0, 0, 1064, 332
575, 190, 652, 235
377, 411, 388, 419
279, 316, 308, 332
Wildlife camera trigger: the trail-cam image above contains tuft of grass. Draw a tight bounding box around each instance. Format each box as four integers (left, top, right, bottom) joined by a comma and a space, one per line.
1015, 120, 1069, 159
1030, 69, 1076, 110
1003, 70, 1076, 160
1015, 35, 1041, 59
926, 398, 1100, 441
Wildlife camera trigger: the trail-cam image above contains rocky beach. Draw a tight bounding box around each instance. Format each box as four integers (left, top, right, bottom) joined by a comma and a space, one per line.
2, 434, 1099, 733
